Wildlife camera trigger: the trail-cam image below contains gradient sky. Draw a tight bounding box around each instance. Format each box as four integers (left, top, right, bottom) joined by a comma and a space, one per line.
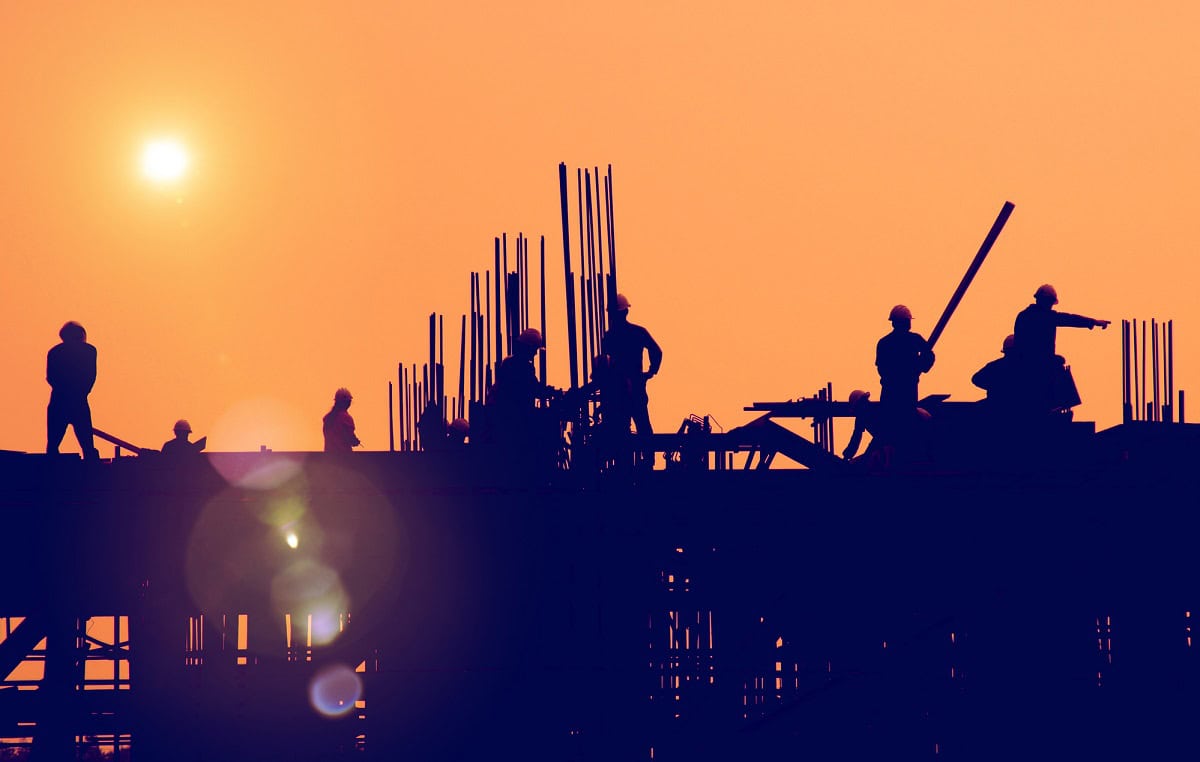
2, 2, 1196, 454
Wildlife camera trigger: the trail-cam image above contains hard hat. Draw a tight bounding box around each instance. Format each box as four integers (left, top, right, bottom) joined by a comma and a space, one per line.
611, 293, 631, 311
1034, 284, 1058, 304
516, 328, 544, 347
174, 419, 192, 434
915, 407, 932, 421
889, 305, 913, 321
449, 417, 470, 434
334, 387, 353, 401
59, 321, 86, 341
848, 389, 871, 406
1002, 334, 1016, 353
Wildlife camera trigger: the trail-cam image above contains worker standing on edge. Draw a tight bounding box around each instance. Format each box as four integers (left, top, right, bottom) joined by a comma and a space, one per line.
876, 305, 935, 410
323, 388, 361, 453
601, 294, 663, 437
46, 321, 99, 460
1013, 284, 1109, 358
1012, 284, 1109, 412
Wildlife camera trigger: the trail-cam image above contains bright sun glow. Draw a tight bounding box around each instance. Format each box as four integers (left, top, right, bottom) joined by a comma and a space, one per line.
141, 139, 189, 183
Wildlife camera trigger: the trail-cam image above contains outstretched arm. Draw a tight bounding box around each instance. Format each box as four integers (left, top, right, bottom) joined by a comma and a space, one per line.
1055, 311, 1109, 330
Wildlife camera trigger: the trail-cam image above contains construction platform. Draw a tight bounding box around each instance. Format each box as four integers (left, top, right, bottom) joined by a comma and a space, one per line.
1, 423, 1198, 760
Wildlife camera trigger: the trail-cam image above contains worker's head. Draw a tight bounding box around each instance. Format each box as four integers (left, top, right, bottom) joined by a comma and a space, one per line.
1002, 334, 1016, 354
173, 419, 192, 436
888, 304, 912, 328
516, 328, 544, 353
1034, 283, 1058, 305
449, 417, 470, 437
611, 293, 631, 312
59, 321, 86, 342
333, 388, 353, 408
848, 389, 871, 409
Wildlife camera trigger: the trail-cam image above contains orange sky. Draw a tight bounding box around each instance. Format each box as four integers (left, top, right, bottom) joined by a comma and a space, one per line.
2, 2, 1197, 455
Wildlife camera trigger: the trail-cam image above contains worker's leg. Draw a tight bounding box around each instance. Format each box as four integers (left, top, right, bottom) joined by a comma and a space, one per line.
72, 401, 99, 460
46, 402, 68, 454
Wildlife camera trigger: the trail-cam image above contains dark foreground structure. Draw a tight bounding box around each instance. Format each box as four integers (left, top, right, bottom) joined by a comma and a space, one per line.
2, 419, 1199, 761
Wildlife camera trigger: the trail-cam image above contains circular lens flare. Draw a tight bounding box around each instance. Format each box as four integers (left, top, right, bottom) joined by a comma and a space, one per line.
309, 664, 362, 718
141, 139, 189, 183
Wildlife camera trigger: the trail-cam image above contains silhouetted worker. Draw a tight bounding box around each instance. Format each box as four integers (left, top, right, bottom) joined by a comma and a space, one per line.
322, 388, 361, 453
1013, 284, 1110, 358
448, 417, 470, 446
492, 328, 550, 414
161, 419, 206, 457
601, 293, 663, 436
1012, 284, 1109, 411
876, 305, 935, 409
971, 335, 1021, 410
490, 329, 559, 469
46, 321, 99, 459
842, 390, 883, 462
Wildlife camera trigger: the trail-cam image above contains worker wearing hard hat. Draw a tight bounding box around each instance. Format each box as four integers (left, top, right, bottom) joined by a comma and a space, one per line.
1013, 284, 1109, 360
492, 328, 550, 412
970, 335, 1020, 406
1009, 284, 1109, 414
448, 417, 470, 446
842, 390, 882, 462
601, 293, 663, 437
875, 304, 935, 409
161, 418, 206, 458
322, 388, 361, 453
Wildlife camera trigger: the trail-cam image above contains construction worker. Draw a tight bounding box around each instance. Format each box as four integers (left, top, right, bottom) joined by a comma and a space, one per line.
971, 335, 1021, 410
162, 419, 206, 457
841, 389, 883, 462
448, 417, 470, 446
1013, 284, 1110, 359
1012, 284, 1109, 412
490, 329, 559, 469
875, 305, 935, 410
492, 328, 550, 413
601, 294, 662, 437
322, 388, 361, 453
46, 321, 99, 459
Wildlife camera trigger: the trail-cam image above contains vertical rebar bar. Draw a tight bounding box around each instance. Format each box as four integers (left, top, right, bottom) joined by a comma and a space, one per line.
1147, 316, 1156, 422
559, 162, 580, 389
540, 236, 547, 385
388, 380, 395, 452
1168, 320, 1175, 423
494, 238, 503, 367
402, 364, 408, 451
606, 164, 618, 301
458, 314, 467, 419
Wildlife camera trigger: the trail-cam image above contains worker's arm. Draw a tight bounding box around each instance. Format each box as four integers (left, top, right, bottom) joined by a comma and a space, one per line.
843, 418, 865, 460
1054, 311, 1109, 330
644, 330, 663, 378
920, 342, 936, 374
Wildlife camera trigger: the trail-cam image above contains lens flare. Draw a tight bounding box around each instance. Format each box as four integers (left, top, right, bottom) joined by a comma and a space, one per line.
270, 560, 350, 646
309, 664, 362, 718
286, 531, 299, 549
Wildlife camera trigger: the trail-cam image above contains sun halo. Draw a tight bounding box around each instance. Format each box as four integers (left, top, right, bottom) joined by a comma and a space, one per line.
141, 138, 190, 184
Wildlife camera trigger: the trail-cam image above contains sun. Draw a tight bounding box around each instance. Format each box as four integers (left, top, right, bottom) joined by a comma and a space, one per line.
140, 139, 190, 183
